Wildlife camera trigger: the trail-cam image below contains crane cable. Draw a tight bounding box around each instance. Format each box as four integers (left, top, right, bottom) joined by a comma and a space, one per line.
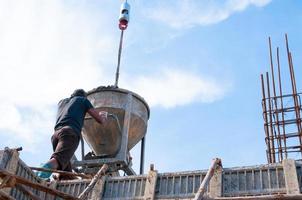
114, 30, 124, 88
114, 0, 130, 87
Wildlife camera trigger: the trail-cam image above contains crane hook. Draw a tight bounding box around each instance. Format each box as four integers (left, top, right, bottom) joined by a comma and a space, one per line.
119, 1, 130, 30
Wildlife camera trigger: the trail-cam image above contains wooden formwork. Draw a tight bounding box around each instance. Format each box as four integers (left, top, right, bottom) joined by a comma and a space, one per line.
1, 149, 302, 200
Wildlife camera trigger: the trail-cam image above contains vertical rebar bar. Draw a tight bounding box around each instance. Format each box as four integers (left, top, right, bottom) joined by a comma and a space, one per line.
289, 53, 302, 154
266, 72, 276, 163
285, 34, 302, 156
261, 74, 272, 163
276, 47, 288, 158
269, 37, 277, 97
269, 37, 283, 161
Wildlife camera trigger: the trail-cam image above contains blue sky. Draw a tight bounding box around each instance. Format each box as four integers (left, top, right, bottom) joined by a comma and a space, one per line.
0, 0, 301, 173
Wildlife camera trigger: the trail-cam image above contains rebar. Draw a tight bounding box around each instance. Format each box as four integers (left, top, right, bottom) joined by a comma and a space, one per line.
261, 35, 302, 163
286, 35, 302, 157
269, 37, 283, 161
266, 72, 276, 163
261, 74, 272, 163
276, 47, 288, 158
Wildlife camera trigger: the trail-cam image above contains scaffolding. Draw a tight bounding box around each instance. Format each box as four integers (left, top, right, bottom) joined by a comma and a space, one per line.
261, 34, 302, 163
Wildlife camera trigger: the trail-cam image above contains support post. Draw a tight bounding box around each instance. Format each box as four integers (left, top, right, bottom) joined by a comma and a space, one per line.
0, 148, 20, 195
194, 158, 222, 200
140, 137, 145, 175
91, 176, 107, 200
143, 164, 158, 200
282, 159, 300, 194
78, 164, 109, 200
209, 162, 223, 198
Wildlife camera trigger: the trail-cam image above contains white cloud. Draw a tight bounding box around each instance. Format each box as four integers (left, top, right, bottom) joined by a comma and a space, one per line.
145, 0, 272, 29
0, 1, 114, 106
123, 69, 230, 108
0, 0, 116, 151
0, 103, 53, 151
0, 1, 231, 151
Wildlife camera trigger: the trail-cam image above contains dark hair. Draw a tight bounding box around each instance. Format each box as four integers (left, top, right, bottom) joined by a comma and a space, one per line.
71, 89, 87, 97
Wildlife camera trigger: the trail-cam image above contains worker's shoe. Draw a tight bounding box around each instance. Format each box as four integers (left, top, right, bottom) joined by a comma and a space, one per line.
36, 163, 52, 179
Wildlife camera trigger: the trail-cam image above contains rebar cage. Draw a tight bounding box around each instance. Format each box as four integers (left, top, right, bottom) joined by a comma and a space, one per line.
261, 35, 302, 163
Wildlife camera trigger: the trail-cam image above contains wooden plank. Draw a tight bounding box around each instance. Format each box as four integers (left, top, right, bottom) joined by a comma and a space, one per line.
0, 189, 16, 200
194, 158, 222, 200
15, 183, 41, 200
78, 164, 108, 200
90, 176, 106, 200
0, 169, 79, 200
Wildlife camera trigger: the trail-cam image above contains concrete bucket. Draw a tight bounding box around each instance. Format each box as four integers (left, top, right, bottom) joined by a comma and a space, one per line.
82, 86, 150, 157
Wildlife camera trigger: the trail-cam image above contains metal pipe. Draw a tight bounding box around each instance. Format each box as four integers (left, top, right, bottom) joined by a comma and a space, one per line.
276, 47, 288, 158
261, 74, 272, 163
140, 137, 145, 175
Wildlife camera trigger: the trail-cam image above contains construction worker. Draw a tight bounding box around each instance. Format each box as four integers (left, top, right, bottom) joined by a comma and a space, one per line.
37, 89, 107, 179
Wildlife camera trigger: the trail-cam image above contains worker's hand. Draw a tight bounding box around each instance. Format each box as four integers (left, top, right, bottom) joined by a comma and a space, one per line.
99, 111, 108, 124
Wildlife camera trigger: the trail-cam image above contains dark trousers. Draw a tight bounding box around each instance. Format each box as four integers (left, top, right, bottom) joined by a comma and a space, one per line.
51, 127, 80, 171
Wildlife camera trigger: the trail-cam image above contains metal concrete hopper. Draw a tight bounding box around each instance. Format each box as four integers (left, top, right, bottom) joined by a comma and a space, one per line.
82, 86, 150, 158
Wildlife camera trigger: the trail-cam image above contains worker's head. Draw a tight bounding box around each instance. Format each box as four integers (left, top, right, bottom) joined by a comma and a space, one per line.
71, 89, 87, 98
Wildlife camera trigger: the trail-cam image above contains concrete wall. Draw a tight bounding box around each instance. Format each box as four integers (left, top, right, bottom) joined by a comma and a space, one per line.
1, 149, 302, 199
